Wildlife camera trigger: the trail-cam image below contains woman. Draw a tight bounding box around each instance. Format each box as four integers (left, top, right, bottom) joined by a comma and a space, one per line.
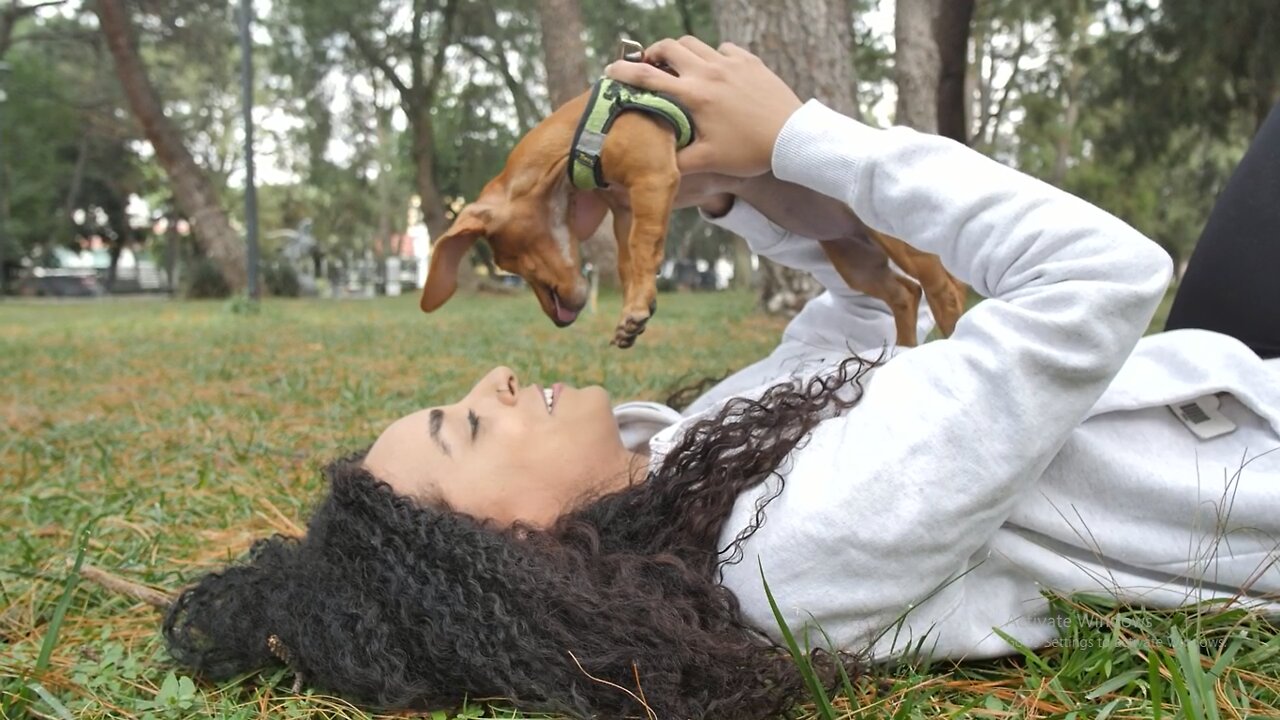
164, 38, 1280, 719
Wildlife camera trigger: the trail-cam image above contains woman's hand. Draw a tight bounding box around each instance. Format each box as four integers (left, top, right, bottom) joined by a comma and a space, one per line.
605, 36, 803, 178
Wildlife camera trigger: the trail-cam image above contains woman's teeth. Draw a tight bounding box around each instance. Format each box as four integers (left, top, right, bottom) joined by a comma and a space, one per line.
542, 387, 555, 413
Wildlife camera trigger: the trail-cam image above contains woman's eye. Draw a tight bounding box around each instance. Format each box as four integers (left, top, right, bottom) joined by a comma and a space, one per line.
467, 410, 480, 440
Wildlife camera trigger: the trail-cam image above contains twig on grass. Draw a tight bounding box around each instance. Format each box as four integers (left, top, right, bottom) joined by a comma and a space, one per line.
79, 564, 174, 609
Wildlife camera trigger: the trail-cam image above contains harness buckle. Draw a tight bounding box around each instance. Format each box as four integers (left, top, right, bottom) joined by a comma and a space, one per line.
576, 128, 607, 159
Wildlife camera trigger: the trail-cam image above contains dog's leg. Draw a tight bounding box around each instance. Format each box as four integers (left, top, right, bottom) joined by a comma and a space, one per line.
594, 113, 683, 348
611, 176, 678, 348
611, 208, 635, 303
870, 232, 966, 338
915, 257, 966, 337
820, 239, 922, 347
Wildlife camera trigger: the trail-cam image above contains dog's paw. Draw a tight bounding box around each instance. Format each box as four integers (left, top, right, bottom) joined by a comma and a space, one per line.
610, 310, 652, 349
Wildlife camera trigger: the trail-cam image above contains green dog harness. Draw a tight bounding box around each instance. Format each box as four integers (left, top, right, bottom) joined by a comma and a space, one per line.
568, 77, 695, 191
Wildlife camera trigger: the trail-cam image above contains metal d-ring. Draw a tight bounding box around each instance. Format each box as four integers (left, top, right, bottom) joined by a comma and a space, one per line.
619, 38, 644, 63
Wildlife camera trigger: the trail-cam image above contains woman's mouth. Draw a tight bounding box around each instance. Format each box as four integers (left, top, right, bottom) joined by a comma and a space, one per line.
541, 383, 564, 414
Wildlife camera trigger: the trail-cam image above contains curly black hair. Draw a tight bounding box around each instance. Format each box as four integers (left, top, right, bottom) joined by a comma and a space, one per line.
164, 354, 880, 718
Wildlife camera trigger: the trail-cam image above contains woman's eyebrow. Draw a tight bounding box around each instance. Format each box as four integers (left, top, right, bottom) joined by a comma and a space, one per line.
428, 408, 452, 457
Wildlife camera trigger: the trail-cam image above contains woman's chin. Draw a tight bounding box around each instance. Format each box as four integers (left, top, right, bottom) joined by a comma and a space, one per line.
561, 385, 614, 420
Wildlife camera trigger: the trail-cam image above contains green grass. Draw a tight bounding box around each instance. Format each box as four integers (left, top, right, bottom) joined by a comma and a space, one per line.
2, 289, 1276, 720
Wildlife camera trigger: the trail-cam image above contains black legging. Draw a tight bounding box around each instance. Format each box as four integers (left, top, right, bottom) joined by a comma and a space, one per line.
1165, 101, 1280, 359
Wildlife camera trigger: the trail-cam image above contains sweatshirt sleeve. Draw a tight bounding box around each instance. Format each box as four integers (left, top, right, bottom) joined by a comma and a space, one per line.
721, 101, 1174, 651
699, 197, 937, 348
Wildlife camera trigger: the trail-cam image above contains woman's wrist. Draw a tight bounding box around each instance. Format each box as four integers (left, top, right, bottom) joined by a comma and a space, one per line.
699, 194, 736, 219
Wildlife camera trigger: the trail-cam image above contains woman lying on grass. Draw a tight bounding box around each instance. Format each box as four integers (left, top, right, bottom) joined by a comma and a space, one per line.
164, 37, 1280, 719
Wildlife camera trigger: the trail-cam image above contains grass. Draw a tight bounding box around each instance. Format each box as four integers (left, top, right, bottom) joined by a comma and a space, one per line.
1, 289, 1276, 719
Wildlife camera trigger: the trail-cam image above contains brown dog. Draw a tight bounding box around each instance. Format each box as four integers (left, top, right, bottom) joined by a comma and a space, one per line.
420, 84, 965, 348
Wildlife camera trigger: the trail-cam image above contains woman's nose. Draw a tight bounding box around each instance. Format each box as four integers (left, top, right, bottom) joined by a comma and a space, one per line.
489, 366, 519, 406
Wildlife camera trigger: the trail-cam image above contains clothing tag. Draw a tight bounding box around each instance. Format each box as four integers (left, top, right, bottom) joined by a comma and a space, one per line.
1168, 394, 1237, 440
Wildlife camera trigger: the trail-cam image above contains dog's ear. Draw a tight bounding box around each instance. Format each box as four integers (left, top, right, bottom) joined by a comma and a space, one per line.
420, 206, 490, 313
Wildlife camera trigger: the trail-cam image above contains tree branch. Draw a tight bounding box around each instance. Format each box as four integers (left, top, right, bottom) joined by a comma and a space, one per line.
675, 0, 696, 36
423, 0, 460, 104
475, 0, 539, 122
981, 17, 1031, 149
971, 23, 992, 145
458, 39, 536, 132
348, 29, 412, 104
7, 27, 98, 47
16, 0, 68, 12
2, 0, 69, 47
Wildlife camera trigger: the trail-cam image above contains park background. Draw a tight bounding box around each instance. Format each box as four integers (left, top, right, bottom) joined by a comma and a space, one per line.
2, 1, 1279, 718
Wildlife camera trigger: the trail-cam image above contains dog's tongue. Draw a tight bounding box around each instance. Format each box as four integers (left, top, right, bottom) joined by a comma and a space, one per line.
554, 294, 580, 324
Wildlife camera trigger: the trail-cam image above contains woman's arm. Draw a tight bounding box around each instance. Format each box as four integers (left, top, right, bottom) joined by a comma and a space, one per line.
677, 196, 937, 417
610, 39, 1174, 647
724, 100, 1173, 646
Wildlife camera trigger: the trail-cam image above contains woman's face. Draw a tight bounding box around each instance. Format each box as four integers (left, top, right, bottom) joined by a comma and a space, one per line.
363, 366, 640, 527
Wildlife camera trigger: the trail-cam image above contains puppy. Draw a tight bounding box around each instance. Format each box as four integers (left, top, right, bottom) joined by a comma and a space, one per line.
419, 78, 964, 348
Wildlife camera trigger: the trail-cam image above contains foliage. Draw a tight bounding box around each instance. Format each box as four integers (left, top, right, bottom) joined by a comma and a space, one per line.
973, 0, 1275, 270
2, 11, 148, 261
127, 0, 245, 192
183, 256, 232, 298
2, 46, 80, 259
5, 0, 1274, 280
262, 259, 301, 297
1102, 0, 1280, 160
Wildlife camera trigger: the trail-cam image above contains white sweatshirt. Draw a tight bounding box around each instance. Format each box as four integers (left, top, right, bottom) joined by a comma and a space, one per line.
612, 101, 1280, 661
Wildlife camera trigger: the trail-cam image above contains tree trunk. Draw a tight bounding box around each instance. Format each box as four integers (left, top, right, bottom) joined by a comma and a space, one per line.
409, 105, 481, 292
536, 0, 590, 108
64, 131, 90, 243
375, 101, 393, 281
1049, 8, 1092, 187
103, 192, 132, 292
839, 0, 863, 121
716, 0, 859, 117
408, 104, 449, 242
94, 0, 246, 290
934, 0, 974, 143
536, 0, 619, 289
894, 0, 942, 132
715, 0, 856, 314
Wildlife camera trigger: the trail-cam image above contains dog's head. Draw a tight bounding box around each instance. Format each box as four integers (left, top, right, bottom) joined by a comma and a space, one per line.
420, 162, 608, 327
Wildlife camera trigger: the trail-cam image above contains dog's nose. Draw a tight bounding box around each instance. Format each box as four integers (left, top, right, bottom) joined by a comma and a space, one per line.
560, 277, 591, 309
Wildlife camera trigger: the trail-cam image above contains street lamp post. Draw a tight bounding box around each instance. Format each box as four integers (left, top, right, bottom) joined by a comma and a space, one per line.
238, 0, 260, 300
0, 61, 10, 299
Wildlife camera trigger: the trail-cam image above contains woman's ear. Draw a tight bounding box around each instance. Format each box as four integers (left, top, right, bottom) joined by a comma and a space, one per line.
420, 205, 492, 313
